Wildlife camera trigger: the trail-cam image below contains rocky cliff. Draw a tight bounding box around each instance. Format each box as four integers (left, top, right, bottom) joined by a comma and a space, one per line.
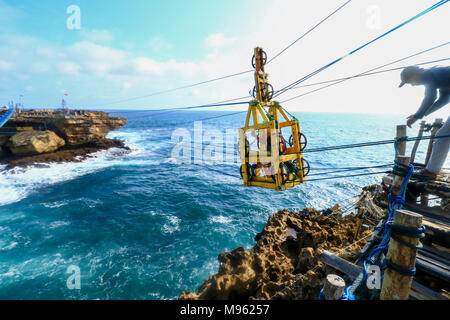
180, 189, 384, 300
0, 109, 128, 168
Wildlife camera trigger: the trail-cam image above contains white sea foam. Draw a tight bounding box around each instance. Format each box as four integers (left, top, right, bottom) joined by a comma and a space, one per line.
0, 241, 18, 251
49, 221, 71, 229
42, 200, 71, 208
0, 129, 161, 207
209, 215, 232, 224
161, 215, 180, 234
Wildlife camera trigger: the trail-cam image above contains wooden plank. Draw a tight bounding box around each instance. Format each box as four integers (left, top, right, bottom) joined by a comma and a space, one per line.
247, 181, 279, 190
416, 255, 450, 282
420, 244, 450, 266
244, 122, 272, 131
320, 250, 448, 300
279, 120, 298, 128
404, 202, 449, 221
422, 217, 450, 236
409, 281, 448, 301
320, 250, 361, 279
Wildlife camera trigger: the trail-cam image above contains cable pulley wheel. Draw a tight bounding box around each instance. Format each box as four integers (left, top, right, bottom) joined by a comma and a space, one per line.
251, 50, 267, 69
271, 163, 290, 184
240, 164, 256, 180
244, 138, 250, 157
252, 83, 274, 101
289, 133, 308, 151
302, 158, 310, 177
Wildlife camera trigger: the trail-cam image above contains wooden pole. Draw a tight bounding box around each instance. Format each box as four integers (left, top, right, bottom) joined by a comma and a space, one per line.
380, 209, 423, 300
396, 125, 407, 161
322, 274, 346, 300
320, 250, 447, 300
422, 119, 443, 206
392, 155, 410, 196
425, 118, 444, 165
410, 121, 425, 163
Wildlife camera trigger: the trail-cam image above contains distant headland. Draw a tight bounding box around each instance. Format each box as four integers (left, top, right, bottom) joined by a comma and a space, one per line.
0, 108, 128, 169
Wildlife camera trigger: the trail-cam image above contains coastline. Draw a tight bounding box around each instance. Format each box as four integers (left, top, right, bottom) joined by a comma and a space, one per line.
0, 138, 130, 170
0, 109, 128, 170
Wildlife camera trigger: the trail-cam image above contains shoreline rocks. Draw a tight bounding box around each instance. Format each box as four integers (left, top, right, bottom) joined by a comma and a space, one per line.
0, 109, 128, 169
1, 138, 130, 169
180, 192, 383, 300
8, 130, 66, 156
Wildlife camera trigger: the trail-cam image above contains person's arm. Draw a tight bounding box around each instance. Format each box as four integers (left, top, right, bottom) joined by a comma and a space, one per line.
413, 85, 438, 119
423, 89, 449, 117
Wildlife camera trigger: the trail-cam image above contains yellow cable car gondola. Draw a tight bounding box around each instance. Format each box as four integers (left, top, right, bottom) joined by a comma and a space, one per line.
239, 47, 309, 191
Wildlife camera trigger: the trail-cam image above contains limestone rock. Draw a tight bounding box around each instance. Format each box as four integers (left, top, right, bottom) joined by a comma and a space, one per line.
180, 206, 374, 300
9, 130, 66, 156
7, 110, 127, 147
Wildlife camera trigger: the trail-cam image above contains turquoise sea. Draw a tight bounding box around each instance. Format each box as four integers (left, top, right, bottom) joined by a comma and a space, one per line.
0, 111, 440, 299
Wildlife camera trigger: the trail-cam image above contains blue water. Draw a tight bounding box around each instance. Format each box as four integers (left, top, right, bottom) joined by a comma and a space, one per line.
0, 111, 438, 299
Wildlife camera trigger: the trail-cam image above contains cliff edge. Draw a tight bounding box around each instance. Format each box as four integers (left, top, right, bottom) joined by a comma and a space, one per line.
180, 188, 384, 300
0, 109, 128, 168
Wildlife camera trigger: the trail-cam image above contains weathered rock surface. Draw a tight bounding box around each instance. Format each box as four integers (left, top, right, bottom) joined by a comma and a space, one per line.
7, 110, 127, 146
0, 109, 128, 168
3, 139, 129, 169
8, 130, 65, 156
180, 205, 374, 300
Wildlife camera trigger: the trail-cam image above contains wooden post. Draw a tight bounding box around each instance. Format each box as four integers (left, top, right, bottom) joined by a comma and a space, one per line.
396, 125, 407, 161
380, 209, 423, 300
422, 119, 443, 206
425, 118, 444, 165
410, 121, 425, 163
392, 155, 410, 196
322, 274, 346, 300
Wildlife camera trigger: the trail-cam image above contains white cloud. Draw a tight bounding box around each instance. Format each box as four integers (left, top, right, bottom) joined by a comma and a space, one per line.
30, 62, 50, 73
148, 36, 173, 52
80, 29, 114, 43
123, 82, 132, 90
1, 0, 448, 114
0, 60, 11, 71
57, 61, 81, 76
205, 33, 236, 49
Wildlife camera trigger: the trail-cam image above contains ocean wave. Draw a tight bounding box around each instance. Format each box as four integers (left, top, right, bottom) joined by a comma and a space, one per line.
209, 215, 232, 224
0, 130, 169, 207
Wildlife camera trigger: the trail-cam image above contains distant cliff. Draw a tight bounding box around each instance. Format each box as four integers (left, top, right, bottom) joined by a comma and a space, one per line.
0, 109, 128, 168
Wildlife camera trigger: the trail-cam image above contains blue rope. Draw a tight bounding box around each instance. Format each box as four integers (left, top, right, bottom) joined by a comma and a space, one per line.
362, 161, 415, 281
384, 259, 416, 277
318, 287, 355, 300
0, 107, 14, 128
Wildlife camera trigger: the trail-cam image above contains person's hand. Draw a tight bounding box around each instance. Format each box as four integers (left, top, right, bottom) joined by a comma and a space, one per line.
406, 115, 418, 128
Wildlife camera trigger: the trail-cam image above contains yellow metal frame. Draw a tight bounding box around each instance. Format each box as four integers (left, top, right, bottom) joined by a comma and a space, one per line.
239, 47, 307, 191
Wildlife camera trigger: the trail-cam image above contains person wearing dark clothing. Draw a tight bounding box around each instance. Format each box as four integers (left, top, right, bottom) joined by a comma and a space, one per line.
399, 66, 450, 178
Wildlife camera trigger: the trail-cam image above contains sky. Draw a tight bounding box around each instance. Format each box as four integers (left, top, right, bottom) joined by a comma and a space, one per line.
0, 0, 449, 119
